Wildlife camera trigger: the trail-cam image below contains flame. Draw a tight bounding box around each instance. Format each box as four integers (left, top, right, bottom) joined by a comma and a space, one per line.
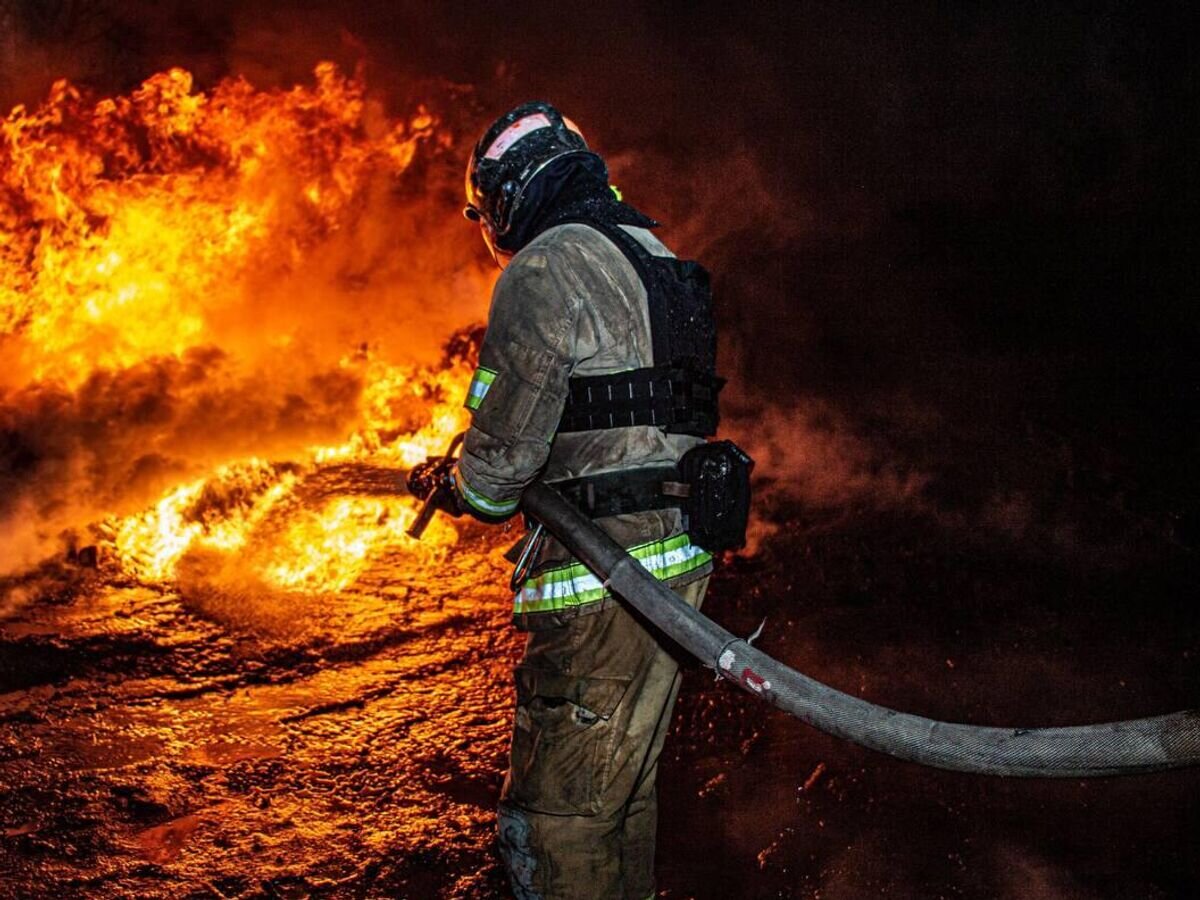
2, 63, 437, 385
2, 64, 491, 594
112, 459, 299, 582
260, 494, 458, 594
106, 353, 474, 589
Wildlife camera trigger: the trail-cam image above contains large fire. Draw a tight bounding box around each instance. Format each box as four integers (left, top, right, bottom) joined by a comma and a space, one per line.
1, 64, 491, 593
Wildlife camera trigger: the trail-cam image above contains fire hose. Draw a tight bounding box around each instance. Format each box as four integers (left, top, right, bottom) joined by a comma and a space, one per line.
518, 481, 1200, 777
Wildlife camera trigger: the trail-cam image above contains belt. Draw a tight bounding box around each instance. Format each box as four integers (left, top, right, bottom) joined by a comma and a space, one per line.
547, 466, 691, 519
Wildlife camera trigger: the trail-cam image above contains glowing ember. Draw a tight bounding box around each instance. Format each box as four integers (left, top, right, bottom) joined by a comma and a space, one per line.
2, 63, 486, 592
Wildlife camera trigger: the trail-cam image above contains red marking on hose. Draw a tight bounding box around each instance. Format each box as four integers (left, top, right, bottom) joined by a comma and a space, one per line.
742, 668, 768, 692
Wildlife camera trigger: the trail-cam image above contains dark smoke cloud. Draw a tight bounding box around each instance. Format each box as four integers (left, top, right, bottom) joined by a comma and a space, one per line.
0, 348, 361, 570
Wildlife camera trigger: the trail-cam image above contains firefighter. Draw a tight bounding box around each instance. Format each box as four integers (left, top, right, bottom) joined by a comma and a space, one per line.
409, 101, 725, 899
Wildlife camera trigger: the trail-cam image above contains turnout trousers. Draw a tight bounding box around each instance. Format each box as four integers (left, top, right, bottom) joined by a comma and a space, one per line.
497, 576, 708, 900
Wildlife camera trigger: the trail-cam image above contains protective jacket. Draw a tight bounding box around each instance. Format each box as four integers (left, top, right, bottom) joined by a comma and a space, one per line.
454, 222, 713, 629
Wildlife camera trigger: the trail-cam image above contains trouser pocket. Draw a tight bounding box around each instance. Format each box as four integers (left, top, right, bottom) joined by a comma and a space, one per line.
503, 665, 631, 816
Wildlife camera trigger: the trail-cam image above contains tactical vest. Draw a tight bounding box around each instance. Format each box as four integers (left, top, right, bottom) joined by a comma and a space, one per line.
511, 221, 736, 626
554, 221, 724, 437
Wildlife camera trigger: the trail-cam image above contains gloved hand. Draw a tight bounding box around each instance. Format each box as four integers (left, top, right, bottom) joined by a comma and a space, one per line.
407, 456, 453, 501
405, 433, 467, 540
405, 455, 462, 525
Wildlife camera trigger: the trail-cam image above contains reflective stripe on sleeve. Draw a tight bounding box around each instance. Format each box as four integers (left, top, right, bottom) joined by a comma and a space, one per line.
463, 367, 497, 411
453, 467, 519, 517
514, 533, 711, 616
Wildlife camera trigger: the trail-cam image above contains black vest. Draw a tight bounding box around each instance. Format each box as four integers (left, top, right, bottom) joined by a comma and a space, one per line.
556, 221, 724, 437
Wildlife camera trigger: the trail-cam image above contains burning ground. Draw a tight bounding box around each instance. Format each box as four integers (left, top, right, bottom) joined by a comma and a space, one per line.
2, 7, 1200, 899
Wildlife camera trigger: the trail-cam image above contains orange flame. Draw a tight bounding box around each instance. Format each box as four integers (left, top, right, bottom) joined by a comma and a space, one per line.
2, 63, 490, 592
2, 63, 439, 385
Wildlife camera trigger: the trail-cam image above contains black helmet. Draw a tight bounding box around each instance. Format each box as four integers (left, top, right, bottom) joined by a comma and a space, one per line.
465, 101, 607, 261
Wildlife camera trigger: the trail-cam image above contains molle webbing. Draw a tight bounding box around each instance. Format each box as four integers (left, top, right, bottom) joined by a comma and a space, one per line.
557, 365, 723, 435
555, 218, 721, 438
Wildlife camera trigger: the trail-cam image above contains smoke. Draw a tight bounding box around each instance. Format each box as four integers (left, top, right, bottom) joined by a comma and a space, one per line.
805, 836, 1103, 900
724, 398, 928, 555
0, 496, 49, 577
0, 348, 350, 570
991, 844, 1099, 900
606, 144, 810, 263
175, 548, 322, 636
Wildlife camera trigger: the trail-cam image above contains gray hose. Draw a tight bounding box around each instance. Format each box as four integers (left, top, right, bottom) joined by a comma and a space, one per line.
522, 482, 1200, 777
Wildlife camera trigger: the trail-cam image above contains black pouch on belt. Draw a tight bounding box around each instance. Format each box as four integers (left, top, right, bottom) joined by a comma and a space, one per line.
548, 441, 754, 552
678, 440, 754, 552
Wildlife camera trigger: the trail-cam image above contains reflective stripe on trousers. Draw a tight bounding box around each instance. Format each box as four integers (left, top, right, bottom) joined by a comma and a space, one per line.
514, 532, 711, 616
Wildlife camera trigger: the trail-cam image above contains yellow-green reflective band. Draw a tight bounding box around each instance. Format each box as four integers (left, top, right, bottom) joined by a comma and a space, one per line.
454, 468, 518, 517
514, 533, 711, 615
463, 367, 497, 411
610, 184, 623, 201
